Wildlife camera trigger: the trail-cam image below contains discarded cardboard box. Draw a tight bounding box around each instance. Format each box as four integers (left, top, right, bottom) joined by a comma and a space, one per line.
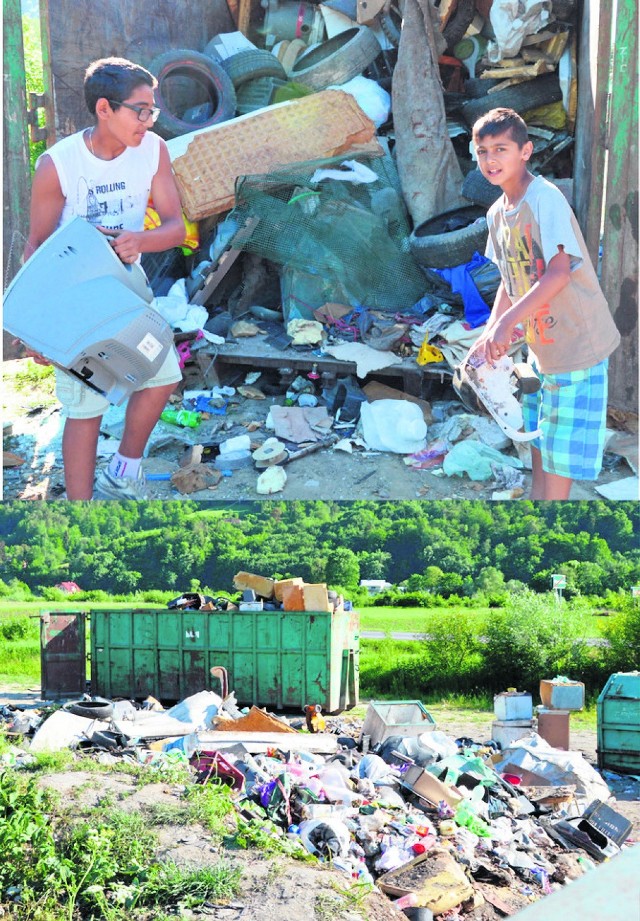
282, 582, 306, 611
401, 763, 464, 809
274, 577, 305, 602
378, 848, 473, 913
302, 583, 331, 612
169, 90, 384, 220
233, 571, 275, 599
214, 705, 296, 734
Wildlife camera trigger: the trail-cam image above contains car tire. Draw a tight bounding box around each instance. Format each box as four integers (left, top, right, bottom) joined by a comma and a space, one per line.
220, 49, 288, 89
150, 49, 237, 139
289, 26, 381, 90
461, 168, 502, 207
462, 77, 504, 98
65, 698, 114, 721
409, 205, 488, 269
460, 73, 562, 126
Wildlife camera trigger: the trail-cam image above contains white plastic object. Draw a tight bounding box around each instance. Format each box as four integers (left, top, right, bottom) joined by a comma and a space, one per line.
360, 400, 427, 454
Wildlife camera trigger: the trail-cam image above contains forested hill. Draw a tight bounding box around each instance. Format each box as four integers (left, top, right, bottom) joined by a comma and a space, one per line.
0, 500, 637, 596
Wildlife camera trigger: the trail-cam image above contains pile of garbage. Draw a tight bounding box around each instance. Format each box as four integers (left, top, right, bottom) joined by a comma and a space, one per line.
169, 571, 350, 613
92, 0, 592, 494
1, 686, 635, 919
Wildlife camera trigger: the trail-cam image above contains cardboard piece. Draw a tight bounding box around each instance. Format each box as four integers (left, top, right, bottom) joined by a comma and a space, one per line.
213, 705, 297, 734
302, 583, 331, 612
282, 582, 306, 611
363, 380, 434, 424
169, 90, 384, 220
378, 848, 473, 913
401, 763, 463, 808
274, 577, 304, 602
233, 571, 275, 598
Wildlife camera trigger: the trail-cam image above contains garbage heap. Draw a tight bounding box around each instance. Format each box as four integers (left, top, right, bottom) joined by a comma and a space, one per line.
168, 571, 351, 613
2, 689, 635, 919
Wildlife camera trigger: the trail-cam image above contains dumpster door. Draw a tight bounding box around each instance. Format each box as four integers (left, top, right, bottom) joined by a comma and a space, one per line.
40, 612, 87, 699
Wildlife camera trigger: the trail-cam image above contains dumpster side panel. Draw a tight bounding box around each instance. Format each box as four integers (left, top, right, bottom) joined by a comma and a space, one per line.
597, 672, 640, 773
89, 607, 359, 711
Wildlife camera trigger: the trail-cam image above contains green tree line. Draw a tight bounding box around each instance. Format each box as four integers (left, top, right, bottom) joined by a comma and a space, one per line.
0, 500, 637, 599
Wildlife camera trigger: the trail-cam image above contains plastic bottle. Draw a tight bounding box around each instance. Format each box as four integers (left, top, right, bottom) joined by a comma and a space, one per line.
160, 408, 201, 428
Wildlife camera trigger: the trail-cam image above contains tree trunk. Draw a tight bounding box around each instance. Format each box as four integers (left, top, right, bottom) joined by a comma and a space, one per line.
392, 0, 466, 225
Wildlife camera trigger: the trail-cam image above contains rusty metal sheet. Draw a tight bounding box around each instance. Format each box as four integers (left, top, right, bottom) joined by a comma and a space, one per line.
40, 611, 87, 699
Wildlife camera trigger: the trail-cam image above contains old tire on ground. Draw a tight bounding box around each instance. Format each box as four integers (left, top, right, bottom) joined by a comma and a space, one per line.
65, 698, 114, 721
220, 49, 288, 89
409, 205, 488, 269
150, 49, 236, 139
289, 26, 381, 90
460, 73, 562, 126
461, 168, 502, 207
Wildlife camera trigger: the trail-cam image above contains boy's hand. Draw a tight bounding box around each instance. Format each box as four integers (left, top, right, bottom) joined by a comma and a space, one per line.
475, 317, 513, 366
97, 227, 141, 264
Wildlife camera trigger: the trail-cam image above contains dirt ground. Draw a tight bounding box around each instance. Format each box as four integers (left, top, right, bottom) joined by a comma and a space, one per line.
2, 357, 637, 501
2, 687, 639, 921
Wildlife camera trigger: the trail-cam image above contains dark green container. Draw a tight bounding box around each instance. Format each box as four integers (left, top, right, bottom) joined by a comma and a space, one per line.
596, 671, 640, 774
90, 607, 359, 712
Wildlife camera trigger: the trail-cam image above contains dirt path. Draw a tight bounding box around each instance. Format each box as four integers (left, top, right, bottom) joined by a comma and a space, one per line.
3, 358, 636, 500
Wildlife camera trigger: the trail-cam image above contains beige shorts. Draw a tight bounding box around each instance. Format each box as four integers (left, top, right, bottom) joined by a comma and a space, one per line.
55, 346, 182, 419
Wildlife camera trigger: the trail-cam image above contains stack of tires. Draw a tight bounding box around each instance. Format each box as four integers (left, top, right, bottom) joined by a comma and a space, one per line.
149, 26, 383, 139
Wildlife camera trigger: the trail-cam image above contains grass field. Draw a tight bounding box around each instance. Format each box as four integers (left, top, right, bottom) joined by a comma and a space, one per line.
360, 605, 614, 639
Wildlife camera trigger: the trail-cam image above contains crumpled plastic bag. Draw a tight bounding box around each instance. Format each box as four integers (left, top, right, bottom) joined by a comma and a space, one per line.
354, 753, 400, 785
298, 818, 351, 859
442, 439, 523, 481
488, 0, 553, 62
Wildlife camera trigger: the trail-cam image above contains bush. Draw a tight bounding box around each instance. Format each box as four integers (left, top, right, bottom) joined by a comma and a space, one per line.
603, 600, 640, 673
480, 590, 591, 692
0, 617, 30, 641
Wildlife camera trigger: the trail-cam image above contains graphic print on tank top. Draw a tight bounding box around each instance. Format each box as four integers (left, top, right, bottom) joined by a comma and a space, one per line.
75, 175, 142, 230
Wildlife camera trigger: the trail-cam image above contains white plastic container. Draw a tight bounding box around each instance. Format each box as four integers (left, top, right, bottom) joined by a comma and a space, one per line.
494, 691, 533, 722
491, 719, 534, 748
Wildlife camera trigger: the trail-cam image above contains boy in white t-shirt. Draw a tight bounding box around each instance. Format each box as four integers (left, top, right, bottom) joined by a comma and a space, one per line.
22, 57, 185, 500
471, 107, 620, 500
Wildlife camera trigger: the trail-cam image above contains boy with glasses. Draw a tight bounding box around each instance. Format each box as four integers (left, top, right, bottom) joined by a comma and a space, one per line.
23, 56, 185, 500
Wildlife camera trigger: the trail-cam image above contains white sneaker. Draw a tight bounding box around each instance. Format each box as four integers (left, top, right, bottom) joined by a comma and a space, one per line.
94, 467, 148, 500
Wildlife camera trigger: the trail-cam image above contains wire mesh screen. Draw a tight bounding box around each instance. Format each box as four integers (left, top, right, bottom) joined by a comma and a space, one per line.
227, 154, 427, 312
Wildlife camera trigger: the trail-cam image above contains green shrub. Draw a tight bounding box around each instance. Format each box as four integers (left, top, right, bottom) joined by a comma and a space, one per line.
603, 599, 640, 673
480, 591, 592, 692
0, 616, 30, 640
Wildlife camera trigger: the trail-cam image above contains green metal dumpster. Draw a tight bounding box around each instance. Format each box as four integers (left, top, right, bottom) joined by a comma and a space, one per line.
596, 671, 640, 774
90, 607, 359, 712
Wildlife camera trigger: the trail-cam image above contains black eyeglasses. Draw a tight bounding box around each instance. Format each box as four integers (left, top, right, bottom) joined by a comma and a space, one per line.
108, 99, 160, 124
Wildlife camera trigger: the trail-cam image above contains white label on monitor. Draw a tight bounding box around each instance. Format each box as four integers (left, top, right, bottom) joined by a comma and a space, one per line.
137, 333, 163, 362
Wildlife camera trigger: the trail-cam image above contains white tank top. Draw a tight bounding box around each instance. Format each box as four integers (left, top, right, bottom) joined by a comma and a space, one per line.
43, 129, 160, 233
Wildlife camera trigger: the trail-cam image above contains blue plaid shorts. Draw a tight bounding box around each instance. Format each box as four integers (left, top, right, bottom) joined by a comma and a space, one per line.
521, 358, 609, 480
